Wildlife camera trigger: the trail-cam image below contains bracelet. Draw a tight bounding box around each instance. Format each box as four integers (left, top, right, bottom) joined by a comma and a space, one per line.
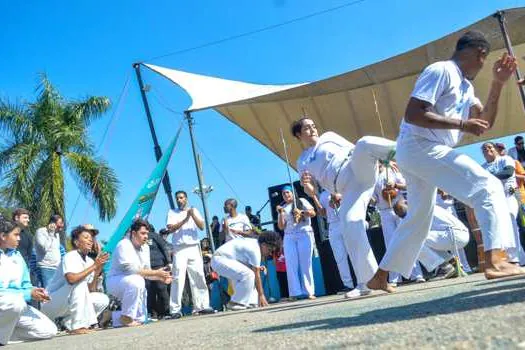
459, 120, 464, 130
471, 228, 481, 232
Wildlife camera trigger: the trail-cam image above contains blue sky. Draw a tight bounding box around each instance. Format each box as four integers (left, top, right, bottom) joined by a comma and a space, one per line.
1, 0, 524, 241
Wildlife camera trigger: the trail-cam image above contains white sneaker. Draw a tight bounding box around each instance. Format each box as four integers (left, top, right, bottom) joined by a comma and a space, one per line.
344, 286, 372, 299
226, 303, 247, 311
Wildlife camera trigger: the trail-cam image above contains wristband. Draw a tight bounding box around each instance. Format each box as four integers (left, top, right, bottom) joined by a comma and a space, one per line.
459, 120, 464, 131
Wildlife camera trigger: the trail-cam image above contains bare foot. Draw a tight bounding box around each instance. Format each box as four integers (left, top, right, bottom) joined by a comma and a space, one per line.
367, 269, 396, 293
307, 295, 316, 300
120, 315, 142, 327
68, 328, 92, 335
485, 261, 525, 280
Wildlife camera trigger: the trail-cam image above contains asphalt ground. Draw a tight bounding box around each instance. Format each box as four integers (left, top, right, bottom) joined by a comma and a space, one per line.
10, 273, 525, 349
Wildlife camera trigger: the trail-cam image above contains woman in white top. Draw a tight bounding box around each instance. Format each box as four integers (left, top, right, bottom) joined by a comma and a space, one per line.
481, 142, 524, 264
107, 219, 172, 327
293, 117, 396, 296
42, 226, 110, 334
276, 185, 317, 300
211, 231, 281, 310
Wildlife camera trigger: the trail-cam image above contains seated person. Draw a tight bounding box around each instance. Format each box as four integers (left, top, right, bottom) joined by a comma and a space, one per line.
211, 231, 281, 310
42, 226, 110, 334
106, 219, 172, 327
394, 199, 470, 278
0, 219, 57, 345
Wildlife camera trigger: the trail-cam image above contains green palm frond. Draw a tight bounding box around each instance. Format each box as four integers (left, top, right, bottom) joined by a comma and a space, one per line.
65, 152, 119, 221
0, 99, 33, 142
68, 96, 111, 128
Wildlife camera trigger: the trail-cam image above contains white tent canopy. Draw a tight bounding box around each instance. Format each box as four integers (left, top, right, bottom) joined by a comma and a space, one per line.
144, 8, 525, 168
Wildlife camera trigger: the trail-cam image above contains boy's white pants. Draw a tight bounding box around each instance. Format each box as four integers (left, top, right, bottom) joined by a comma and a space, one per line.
169, 244, 210, 314
418, 225, 470, 271
336, 136, 396, 285
381, 132, 514, 277
107, 274, 146, 326
0, 294, 56, 345
211, 256, 257, 306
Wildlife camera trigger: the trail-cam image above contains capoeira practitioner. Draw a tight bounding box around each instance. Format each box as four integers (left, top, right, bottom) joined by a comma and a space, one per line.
223, 198, 254, 242
166, 190, 215, 319
435, 190, 472, 273
277, 185, 317, 300
211, 231, 281, 310
481, 142, 525, 265
367, 31, 525, 294
0, 219, 56, 345
393, 199, 470, 277
107, 219, 172, 327
373, 163, 424, 285
318, 190, 354, 292
293, 118, 396, 298
42, 226, 110, 334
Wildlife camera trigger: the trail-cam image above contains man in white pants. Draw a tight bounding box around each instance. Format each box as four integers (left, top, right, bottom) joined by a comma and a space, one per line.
42, 226, 110, 334
435, 190, 472, 273
211, 232, 281, 310
0, 219, 56, 345
318, 190, 354, 292
293, 118, 396, 298
166, 190, 214, 319
368, 31, 524, 293
373, 164, 424, 285
393, 199, 470, 275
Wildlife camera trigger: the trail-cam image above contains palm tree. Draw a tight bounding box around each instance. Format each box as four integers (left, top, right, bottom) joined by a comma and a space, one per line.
0, 74, 119, 235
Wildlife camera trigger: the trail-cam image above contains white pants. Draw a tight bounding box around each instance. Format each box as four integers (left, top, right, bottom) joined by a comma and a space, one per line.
505, 194, 525, 264
418, 226, 470, 271
211, 256, 257, 306
42, 283, 109, 331
328, 221, 354, 289
381, 133, 514, 277
379, 209, 424, 282
336, 136, 396, 285
283, 231, 315, 297
170, 244, 210, 313
107, 274, 146, 326
0, 294, 56, 345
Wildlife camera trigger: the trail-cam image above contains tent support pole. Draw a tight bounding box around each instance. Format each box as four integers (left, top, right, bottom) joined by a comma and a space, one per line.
133, 63, 176, 210
494, 11, 525, 113
185, 111, 215, 252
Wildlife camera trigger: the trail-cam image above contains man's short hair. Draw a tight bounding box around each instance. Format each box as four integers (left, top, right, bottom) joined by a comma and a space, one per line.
245, 206, 252, 211
515, 136, 524, 144
49, 214, 63, 224
225, 198, 238, 209
175, 190, 187, 198
258, 231, 282, 252
12, 208, 30, 221
130, 218, 150, 233
290, 117, 310, 139
456, 30, 490, 53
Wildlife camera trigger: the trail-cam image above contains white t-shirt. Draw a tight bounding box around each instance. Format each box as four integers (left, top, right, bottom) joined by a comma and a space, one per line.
319, 191, 339, 224
46, 250, 94, 294
282, 198, 314, 235
297, 131, 355, 193
431, 205, 468, 233
399, 60, 480, 147
482, 155, 517, 193
373, 168, 406, 210
108, 238, 150, 278
215, 238, 261, 268
224, 213, 252, 242
166, 207, 203, 246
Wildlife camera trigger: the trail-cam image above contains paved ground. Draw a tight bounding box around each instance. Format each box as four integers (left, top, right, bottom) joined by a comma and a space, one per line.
11, 274, 525, 349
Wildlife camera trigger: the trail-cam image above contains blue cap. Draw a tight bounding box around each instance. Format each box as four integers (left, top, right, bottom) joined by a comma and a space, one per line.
281, 185, 293, 192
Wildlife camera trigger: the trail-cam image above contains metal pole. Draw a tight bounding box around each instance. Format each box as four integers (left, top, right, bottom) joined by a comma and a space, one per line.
133, 63, 175, 210
185, 111, 215, 252
494, 11, 525, 112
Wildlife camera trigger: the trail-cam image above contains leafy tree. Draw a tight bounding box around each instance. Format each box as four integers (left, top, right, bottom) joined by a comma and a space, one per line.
0, 75, 119, 236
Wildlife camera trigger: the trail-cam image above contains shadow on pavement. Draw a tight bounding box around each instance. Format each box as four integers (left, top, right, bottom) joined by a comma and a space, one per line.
253, 281, 525, 333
